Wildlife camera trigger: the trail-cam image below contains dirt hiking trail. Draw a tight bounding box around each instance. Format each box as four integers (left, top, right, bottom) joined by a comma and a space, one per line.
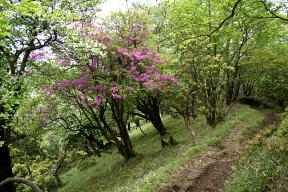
157, 112, 279, 192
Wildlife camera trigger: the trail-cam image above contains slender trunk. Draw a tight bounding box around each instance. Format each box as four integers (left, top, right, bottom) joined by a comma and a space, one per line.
183, 115, 198, 144
127, 123, 131, 131
226, 77, 234, 105
139, 127, 147, 136
191, 93, 198, 118
117, 119, 135, 160
207, 0, 212, 33
135, 119, 146, 136
211, 86, 217, 128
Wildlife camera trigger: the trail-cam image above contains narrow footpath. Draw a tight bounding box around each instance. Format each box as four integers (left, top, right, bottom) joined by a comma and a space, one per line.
158, 111, 279, 192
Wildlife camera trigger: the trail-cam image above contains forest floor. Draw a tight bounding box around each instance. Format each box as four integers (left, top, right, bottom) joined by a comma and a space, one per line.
157, 110, 279, 192
58, 106, 268, 192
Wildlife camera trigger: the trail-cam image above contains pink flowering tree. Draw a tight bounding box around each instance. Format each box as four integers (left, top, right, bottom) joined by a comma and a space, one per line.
42, 13, 177, 158
107, 13, 178, 145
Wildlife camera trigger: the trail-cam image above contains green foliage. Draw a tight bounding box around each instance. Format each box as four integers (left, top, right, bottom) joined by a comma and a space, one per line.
58, 105, 262, 192
245, 45, 288, 106
76, 156, 98, 171
12, 158, 59, 192
240, 113, 265, 140
226, 110, 288, 192
1, 0, 287, 191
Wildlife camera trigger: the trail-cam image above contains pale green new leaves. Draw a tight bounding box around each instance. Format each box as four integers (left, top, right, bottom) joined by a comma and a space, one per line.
0, 1, 11, 38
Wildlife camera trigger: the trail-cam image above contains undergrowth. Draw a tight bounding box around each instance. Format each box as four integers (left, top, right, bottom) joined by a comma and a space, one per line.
225, 109, 288, 192
58, 105, 263, 192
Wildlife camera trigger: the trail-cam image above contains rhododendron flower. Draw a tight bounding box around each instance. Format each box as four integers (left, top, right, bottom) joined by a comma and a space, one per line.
127, 87, 134, 93
93, 84, 105, 93
95, 96, 103, 107
29, 52, 46, 60
111, 86, 119, 94
59, 58, 70, 65
112, 94, 124, 100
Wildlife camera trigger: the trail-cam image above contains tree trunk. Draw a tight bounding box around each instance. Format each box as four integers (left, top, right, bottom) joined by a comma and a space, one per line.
127, 123, 131, 131
111, 101, 135, 160
0, 144, 16, 192
117, 117, 135, 160
150, 111, 167, 136
0, 177, 41, 192
0, 102, 15, 192
183, 115, 198, 145
226, 78, 234, 105
137, 95, 167, 136
137, 94, 176, 146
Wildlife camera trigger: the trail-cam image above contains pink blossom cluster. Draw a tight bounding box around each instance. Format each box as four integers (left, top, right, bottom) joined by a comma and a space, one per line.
43, 21, 177, 109
89, 33, 113, 44
77, 22, 113, 45
29, 51, 46, 60
116, 47, 177, 89
59, 58, 70, 65
111, 86, 124, 100
117, 47, 155, 62
52, 76, 90, 92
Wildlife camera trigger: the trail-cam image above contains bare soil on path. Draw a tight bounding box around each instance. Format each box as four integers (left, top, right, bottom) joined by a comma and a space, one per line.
157, 112, 279, 192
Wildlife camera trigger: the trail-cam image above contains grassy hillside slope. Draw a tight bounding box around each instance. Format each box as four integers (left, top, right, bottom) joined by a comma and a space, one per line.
58, 105, 264, 192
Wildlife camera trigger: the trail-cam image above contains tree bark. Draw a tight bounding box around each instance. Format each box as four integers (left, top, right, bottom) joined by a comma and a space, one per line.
0, 103, 15, 192
0, 145, 16, 192
137, 95, 167, 136
150, 111, 167, 136
111, 100, 135, 160
117, 119, 135, 160
183, 115, 198, 145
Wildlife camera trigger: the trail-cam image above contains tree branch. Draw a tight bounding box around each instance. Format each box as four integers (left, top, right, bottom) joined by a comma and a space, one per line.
208, 0, 243, 37
260, 0, 288, 21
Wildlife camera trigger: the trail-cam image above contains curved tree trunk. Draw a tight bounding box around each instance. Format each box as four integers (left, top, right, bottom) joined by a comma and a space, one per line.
137, 94, 168, 136
136, 94, 176, 147
0, 177, 42, 192
150, 110, 167, 136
